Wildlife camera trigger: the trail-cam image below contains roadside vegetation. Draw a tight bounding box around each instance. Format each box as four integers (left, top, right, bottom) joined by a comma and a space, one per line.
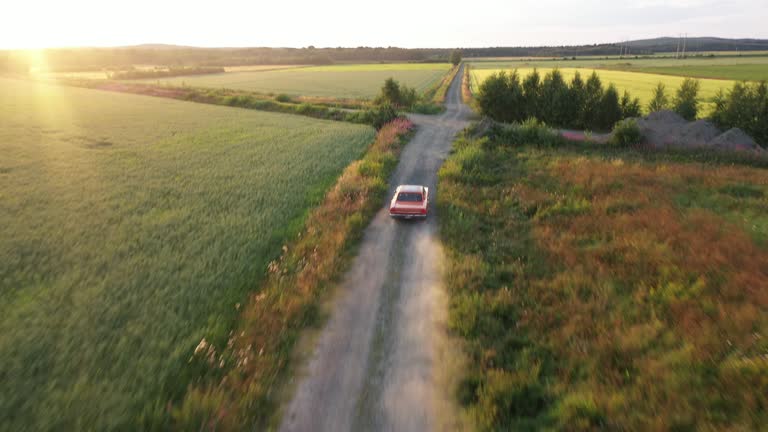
0, 78, 376, 430
438, 122, 768, 430
172, 118, 415, 430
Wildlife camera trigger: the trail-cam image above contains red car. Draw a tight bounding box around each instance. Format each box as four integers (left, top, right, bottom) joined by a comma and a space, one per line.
389, 185, 429, 219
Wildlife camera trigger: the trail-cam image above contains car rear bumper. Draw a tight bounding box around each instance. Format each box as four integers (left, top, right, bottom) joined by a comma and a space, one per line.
389, 212, 427, 219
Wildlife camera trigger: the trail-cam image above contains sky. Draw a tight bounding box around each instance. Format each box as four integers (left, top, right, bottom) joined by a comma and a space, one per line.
2, 0, 767, 49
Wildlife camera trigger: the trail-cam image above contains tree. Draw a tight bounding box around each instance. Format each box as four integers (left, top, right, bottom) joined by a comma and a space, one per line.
647, 82, 669, 113
375, 78, 417, 108
620, 91, 642, 118
711, 81, 768, 146
581, 72, 604, 130
539, 69, 570, 126
673, 78, 701, 121
568, 72, 586, 129
522, 69, 542, 120
450, 49, 463, 66
597, 84, 623, 130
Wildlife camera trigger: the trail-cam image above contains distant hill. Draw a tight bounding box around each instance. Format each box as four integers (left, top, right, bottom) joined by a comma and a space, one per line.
3, 37, 767, 73
624, 37, 768, 53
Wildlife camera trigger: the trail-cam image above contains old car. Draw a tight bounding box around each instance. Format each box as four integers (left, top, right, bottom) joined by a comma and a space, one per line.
389, 185, 429, 219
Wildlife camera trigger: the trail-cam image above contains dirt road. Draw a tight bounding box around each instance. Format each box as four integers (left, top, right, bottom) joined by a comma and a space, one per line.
279, 66, 472, 432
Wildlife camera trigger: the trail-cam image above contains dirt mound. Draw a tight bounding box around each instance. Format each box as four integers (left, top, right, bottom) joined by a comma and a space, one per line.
678, 120, 721, 148
628, 110, 764, 153
635, 110, 687, 148
710, 128, 765, 153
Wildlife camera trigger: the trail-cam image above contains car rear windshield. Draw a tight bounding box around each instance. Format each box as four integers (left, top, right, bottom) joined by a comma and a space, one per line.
397, 192, 423, 202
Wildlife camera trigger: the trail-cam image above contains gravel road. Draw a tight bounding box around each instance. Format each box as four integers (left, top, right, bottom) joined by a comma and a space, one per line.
279, 65, 472, 432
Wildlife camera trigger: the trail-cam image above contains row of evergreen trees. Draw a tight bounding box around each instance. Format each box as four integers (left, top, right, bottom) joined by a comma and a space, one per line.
477, 69, 709, 131
476, 69, 642, 131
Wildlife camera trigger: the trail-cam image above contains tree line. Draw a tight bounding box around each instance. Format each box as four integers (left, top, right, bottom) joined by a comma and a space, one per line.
476, 69, 643, 131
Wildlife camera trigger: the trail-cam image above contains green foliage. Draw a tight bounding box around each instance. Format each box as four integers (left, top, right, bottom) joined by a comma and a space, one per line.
0, 78, 375, 430
111, 67, 225, 80
610, 119, 643, 147
450, 49, 463, 66
648, 82, 670, 113
710, 81, 768, 146
581, 71, 604, 129
374, 78, 418, 108
597, 84, 623, 130
674, 77, 701, 121
620, 90, 642, 118
477, 68, 640, 131
275, 93, 292, 103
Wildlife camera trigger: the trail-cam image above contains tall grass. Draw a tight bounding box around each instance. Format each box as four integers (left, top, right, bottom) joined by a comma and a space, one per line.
172, 119, 415, 430
438, 126, 768, 430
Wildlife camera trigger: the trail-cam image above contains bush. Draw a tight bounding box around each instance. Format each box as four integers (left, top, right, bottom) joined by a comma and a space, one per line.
275, 94, 292, 103
610, 119, 643, 147
375, 78, 418, 108
349, 103, 399, 130
673, 78, 701, 121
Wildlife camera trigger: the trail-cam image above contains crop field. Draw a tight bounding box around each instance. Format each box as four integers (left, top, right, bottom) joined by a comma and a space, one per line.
471, 67, 735, 116
134, 63, 452, 99
0, 77, 375, 430
625, 64, 768, 81
469, 56, 768, 81
438, 130, 768, 430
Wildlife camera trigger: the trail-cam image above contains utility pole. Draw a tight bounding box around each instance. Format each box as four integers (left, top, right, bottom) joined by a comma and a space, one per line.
682, 33, 687, 58
676, 34, 681, 59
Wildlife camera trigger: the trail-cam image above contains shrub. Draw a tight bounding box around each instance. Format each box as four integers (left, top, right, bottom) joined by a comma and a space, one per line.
540, 69, 571, 127
610, 119, 643, 147
648, 82, 669, 113
275, 94, 292, 103
673, 78, 701, 121
581, 72, 604, 130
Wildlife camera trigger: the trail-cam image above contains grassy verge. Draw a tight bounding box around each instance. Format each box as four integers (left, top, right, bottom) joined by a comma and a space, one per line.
438, 124, 768, 430
462, 64, 475, 108
423, 65, 461, 104
171, 118, 415, 430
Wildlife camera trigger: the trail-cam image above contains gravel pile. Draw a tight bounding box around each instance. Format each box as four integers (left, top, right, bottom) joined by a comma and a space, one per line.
625, 110, 764, 153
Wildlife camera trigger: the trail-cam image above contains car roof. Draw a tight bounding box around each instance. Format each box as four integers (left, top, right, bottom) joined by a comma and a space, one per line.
398, 185, 425, 193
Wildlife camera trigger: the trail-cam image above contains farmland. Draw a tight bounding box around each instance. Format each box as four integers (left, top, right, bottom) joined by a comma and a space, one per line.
438, 127, 768, 430
468, 55, 768, 82
470, 67, 736, 116
0, 77, 375, 430
133, 63, 452, 99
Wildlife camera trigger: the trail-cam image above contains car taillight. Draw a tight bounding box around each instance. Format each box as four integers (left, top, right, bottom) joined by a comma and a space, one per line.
421, 208, 427, 214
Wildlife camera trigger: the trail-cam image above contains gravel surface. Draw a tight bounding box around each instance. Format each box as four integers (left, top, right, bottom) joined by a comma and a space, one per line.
279, 66, 472, 432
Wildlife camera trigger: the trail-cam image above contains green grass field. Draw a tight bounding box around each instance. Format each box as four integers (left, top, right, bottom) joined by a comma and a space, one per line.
0, 77, 375, 430
471, 67, 735, 116
439, 129, 768, 430
469, 56, 768, 82
134, 63, 451, 99
625, 64, 768, 81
